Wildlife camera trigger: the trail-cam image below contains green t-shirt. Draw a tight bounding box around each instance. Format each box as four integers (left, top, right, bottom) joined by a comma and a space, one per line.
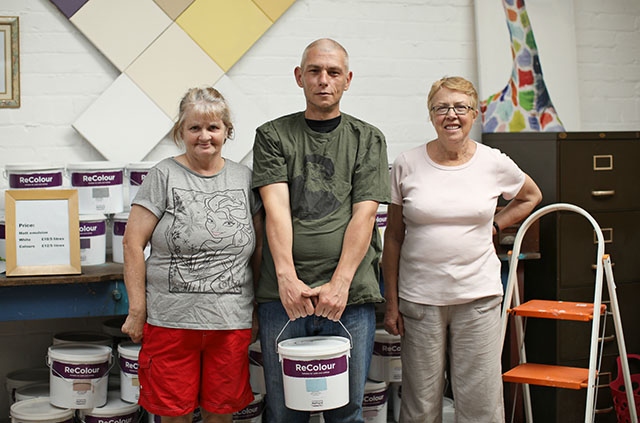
252, 112, 391, 305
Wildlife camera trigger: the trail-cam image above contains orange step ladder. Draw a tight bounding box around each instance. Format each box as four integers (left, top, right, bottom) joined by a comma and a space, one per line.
500, 203, 638, 423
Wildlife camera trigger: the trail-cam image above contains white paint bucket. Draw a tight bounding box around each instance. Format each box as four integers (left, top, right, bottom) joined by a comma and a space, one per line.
5, 367, 50, 404
0, 212, 6, 262
368, 329, 401, 383
277, 336, 351, 411
248, 341, 266, 394
125, 161, 155, 204
79, 391, 139, 423
46, 344, 112, 409
14, 383, 50, 402
117, 342, 141, 403
10, 397, 74, 423
443, 397, 455, 423
111, 212, 128, 264
232, 393, 264, 422
363, 380, 388, 423
67, 162, 124, 214
111, 212, 150, 264
4, 163, 64, 190
79, 214, 107, 266
52, 331, 113, 347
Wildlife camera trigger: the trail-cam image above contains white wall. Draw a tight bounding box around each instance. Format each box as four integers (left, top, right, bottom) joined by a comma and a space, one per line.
0, 0, 638, 417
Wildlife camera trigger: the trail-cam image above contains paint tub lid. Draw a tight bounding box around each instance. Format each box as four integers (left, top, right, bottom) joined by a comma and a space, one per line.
53, 331, 112, 346
126, 161, 156, 170
66, 161, 124, 171
118, 342, 141, 359
374, 328, 401, 342
79, 214, 107, 222
101, 316, 128, 338
47, 344, 112, 363
80, 391, 139, 418
15, 382, 50, 401
112, 212, 130, 221
365, 380, 388, 392
5, 367, 50, 389
4, 163, 64, 172
10, 397, 74, 421
249, 340, 261, 352
278, 336, 350, 357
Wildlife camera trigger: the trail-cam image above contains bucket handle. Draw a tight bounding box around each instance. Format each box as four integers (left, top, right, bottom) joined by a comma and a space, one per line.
275, 319, 353, 351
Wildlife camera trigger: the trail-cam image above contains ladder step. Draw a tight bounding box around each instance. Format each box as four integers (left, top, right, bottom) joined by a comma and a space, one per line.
508, 299, 606, 321
503, 363, 592, 389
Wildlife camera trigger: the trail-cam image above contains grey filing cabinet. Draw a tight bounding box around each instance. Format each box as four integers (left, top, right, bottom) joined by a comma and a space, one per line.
483, 131, 640, 422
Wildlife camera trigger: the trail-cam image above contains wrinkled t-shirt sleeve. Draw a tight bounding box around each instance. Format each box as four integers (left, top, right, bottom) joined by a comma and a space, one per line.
352, 128, 391, 204
252, 123, 289, 189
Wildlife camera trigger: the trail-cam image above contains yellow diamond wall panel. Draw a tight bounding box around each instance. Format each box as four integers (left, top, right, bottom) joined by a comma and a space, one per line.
252, 0, 296, 22
176, 0, 272, 72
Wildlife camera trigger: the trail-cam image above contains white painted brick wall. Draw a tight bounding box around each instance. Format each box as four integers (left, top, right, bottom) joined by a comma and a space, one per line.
0, 0, 638, 416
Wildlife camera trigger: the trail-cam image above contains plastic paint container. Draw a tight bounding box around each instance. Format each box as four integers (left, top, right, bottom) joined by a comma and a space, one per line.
368, 329, 402, 383
67, 162, 124, 214
248, 341, 266, 394
125, 162, 155, 204
4, 163, 64, 190
5, 367, 50, 404
232, 393, 264, 422
363, 380, 388, 423
53, 331, 113, 347
117, 342, 141, 403
47, 344, 112, 409
111, 212, 149, 264
277, 336, 351, 411
111, 212, 127, 264
78, 391, 139, 423
79, 214, 107, 266
14, 383, 50, 402
10, 397, 74, 423
443, 397, 455, 423
0, 213, 5, 262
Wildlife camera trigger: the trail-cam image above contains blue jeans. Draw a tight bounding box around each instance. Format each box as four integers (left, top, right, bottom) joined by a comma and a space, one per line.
258, 301, 376, 423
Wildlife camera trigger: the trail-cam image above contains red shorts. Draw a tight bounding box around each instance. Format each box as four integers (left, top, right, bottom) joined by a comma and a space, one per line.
137, 324, 254, 416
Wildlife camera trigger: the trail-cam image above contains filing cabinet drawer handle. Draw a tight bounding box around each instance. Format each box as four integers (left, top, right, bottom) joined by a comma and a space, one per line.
591, 190, 615, 197
592, 262, 615, 270
595, 406, 615, 414
598, 334, 615, 343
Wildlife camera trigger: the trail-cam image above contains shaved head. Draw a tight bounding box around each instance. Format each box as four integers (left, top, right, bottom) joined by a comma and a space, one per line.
300, 38, 349, 71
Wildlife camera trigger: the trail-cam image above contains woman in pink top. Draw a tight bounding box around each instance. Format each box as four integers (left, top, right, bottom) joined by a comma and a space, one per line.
382, 76, 542, 423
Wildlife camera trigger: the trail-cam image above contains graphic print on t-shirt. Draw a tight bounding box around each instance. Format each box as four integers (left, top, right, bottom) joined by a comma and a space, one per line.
290, 154, 341, 220
166, 188, 251, 293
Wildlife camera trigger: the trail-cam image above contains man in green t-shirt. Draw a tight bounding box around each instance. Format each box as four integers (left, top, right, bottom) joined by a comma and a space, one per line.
251, 38, 391, 423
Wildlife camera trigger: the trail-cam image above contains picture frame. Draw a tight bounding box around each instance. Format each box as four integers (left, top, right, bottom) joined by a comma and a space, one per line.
4, 189, 81, 276
0, 16, 20, 108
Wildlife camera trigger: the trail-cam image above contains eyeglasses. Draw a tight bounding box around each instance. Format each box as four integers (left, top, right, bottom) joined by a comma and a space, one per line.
431, 105, 474, 116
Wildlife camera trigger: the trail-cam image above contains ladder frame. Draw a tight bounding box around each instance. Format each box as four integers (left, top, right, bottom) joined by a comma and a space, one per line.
500, 202, 638, 423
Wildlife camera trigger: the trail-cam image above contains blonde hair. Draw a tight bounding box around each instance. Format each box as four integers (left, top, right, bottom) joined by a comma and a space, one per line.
172, 87, 234, 147
427, 76, 478, 111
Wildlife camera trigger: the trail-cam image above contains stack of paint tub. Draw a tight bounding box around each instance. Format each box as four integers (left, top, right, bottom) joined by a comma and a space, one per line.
366, 329, 400, 421
2, 160, 157, 266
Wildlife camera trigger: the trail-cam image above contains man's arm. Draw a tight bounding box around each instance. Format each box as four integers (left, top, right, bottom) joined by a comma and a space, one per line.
311, 200, 379, 321
259, 182, 316, 320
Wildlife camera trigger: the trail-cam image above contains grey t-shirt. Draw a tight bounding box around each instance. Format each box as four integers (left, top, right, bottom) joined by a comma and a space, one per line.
252, 112, 391, 305
133, 157, 261, 330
